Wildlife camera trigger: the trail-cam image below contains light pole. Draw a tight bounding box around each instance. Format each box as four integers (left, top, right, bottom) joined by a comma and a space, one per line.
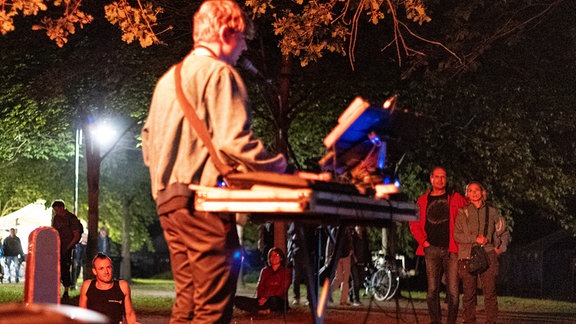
74, 128, 83, 216
83, 116, 126, 279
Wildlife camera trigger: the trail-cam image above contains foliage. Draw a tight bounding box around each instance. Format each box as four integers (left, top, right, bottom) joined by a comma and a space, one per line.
0, 87, 73, 163
0, 0, 574, 269
104, 0, 165, 48
0, 11, 165, 248
245, 0, 435, 68
0, 158, 74, 217
0, 0, 166, 48
99, 140, 157, 252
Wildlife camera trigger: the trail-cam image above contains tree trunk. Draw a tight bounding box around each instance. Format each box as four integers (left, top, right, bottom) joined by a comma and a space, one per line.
120, 196, 132, 282
381, 223, 398, 257
272, 54, 293, 253
84, 124, 101, 280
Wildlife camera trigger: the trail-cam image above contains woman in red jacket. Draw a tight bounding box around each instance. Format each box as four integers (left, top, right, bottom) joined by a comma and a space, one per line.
235, 247, 292, 314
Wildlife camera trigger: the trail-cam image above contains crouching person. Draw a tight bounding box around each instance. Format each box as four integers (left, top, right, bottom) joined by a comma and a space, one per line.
235, 247, 291, 314
79, 253, 138, 324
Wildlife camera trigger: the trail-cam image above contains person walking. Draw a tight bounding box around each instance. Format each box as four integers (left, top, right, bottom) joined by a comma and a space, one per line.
409, 167, 467, 324
51, 200, 82, 300
141, 1, 287, 322
350, 226, 370, 306
3, 228, 24, 283
328, 226, 353, 306
454, 181, 509, 324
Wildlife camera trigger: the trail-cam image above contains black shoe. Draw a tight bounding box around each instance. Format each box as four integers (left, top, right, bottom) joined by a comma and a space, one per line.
62, 291, 69, 302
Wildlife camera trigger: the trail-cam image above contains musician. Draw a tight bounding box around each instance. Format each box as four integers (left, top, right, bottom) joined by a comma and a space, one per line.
141, 1, 287, 322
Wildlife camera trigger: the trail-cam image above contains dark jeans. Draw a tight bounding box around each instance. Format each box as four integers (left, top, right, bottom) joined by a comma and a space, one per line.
291, 252, 309, 302
160, 209, 241, 323
424, 246, 459, 324
350, 263, 367, 303
458, 251, 499, 324
60, 248, 73, 288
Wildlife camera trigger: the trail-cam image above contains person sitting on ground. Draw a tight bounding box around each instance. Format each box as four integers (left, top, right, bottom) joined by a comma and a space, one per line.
234, 247, 292, 314
79, 253, 137, 324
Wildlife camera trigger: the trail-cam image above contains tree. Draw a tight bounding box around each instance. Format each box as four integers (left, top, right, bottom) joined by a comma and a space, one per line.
2, 0, 574, 269
99, 131, 156, 281
1, 8, 169, 275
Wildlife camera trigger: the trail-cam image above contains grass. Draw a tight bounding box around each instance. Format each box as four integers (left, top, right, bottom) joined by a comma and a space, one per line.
2, 279, 576, 317
401, 290, 576, 315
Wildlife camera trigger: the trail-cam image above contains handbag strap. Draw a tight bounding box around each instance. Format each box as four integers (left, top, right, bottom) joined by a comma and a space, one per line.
473, 205, 490, 243
174, 61, 234, 176
483, 206, 489, 237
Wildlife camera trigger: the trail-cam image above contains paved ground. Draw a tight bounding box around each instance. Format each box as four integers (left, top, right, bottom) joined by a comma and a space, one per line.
136, 286, 576, 324
139, 302, 576, 324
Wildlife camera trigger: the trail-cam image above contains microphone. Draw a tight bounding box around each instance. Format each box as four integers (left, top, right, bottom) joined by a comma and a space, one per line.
239, 58, 271, 84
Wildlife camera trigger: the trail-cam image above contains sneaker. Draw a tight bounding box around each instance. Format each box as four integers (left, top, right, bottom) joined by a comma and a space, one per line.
292, 298, 300, 305
352, 301, 361, 307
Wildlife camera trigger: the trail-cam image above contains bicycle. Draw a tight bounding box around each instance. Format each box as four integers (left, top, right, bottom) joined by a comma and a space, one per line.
364, 251, 410, 301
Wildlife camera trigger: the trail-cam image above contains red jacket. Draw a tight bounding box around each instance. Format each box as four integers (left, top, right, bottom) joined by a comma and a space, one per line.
256, 265, 292, 299
409, 190, 467, 256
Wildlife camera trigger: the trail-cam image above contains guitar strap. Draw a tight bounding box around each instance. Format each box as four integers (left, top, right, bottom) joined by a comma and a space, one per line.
173, 61, 234, 177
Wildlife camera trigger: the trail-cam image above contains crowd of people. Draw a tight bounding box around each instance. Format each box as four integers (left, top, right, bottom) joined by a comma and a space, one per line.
0, 2, 510, 323
239, 165, 509, 324
135, 2, 510, 322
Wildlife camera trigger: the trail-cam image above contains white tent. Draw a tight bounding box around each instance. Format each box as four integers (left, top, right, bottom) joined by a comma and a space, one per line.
0, 200, 53, 253
0, 199, 87, 253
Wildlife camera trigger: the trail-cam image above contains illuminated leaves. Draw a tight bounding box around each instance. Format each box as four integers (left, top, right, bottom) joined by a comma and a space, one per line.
32, 1, 93, 47
0, 10, 16, 35
244, 0, 275, 17
0, 0, 49, 35
105, 0, 165, 48
246, 0, 434, 68
1, 0, 166, 48
266, 1, 347, 67
405, 0, 431, 25
12, 0, 47, 15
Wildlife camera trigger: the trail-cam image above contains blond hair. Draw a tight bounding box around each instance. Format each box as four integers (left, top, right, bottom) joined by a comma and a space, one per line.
193, 0, 254, 44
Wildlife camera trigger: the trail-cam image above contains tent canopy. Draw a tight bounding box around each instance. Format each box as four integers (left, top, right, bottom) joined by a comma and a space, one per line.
0, 200, 86, 253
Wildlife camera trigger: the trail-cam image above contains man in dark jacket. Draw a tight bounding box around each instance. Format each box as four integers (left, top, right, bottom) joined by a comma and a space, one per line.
3, 228, 24, 283
51, 200, 82, 300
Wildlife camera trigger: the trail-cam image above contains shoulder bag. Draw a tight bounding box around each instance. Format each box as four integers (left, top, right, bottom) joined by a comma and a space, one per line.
467, 206, 490, 275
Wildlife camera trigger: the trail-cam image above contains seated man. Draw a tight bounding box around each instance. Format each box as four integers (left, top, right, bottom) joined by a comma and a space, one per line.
79, 253, 137, 324
235, 247, 292, 314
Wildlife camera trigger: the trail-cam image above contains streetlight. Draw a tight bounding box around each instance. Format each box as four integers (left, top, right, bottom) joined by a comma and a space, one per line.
74, 128, 82, 216
81, 117, 119, 279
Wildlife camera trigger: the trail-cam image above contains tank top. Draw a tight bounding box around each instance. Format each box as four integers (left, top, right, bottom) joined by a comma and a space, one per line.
86, 279, 125, 324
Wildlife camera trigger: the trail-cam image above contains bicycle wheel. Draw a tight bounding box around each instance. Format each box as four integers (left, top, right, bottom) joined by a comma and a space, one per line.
371, 268, 392, 301
388, 269, 400, 299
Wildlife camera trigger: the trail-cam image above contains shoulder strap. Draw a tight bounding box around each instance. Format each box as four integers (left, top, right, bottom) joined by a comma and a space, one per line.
483, 205, 489, 237
174, 61, 234, 176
